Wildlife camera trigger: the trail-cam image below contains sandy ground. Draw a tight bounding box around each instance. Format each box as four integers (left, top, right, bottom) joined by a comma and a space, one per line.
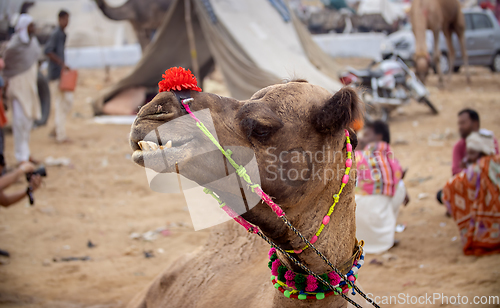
0, 64, 499, 308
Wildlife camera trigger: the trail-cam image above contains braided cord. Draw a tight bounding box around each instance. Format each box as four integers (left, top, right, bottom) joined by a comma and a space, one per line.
182, 101, 379, 307
280, 215, 380, 308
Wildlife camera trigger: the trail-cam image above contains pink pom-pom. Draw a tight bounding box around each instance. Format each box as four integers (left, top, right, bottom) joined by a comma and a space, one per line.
305, 275, 318, 292
271, 259, 281, 276
342, 286, 349, 293
342, 175, 349, 184
286, 280, 295, 288
345, 129, 350, 137
294, 249, 303, 254
346, 143, 352, 152
345, 158, 352, 168
268, 247, 276, 258
310, 235, 318, 244
348, 275, 355, 282
328, 272, 341, 285
353, 260, 358, 266
322, 215, 330, 225
284, 271, 296, 281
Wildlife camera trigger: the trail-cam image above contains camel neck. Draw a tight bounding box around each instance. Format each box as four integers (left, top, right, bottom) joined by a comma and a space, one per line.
270, 179, 357, 308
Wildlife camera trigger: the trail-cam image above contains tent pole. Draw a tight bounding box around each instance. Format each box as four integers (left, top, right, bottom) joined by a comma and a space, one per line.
185, 0, 200, 79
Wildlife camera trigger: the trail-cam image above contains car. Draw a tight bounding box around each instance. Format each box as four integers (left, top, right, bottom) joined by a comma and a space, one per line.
380, 7, 500, 73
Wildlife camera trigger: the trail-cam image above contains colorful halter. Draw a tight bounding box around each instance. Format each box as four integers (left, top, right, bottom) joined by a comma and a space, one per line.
269, 247, 365, 300
157, 68, 380, 308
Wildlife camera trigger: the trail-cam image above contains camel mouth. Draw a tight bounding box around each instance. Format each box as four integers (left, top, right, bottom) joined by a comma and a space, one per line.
131, 135, 195, 171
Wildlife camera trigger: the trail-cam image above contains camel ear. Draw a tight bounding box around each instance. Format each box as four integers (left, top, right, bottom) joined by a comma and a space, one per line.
311, 87, 363, 134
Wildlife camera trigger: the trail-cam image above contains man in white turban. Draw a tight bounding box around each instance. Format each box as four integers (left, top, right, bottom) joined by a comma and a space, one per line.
2, 14, 41, 163
466, 131, 497, 165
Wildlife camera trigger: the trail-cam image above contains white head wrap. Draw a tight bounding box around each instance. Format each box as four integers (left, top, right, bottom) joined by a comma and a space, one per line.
466, 131, 496, 156
15, 14, 34, 44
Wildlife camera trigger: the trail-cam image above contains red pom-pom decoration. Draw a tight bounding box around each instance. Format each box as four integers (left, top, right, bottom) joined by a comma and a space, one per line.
158, 67, 202, 93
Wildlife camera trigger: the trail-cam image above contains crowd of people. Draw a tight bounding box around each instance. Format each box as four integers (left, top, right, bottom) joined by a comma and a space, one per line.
0, 6, 498, 263
0, 11, 73, 216
355, 110, 500, 256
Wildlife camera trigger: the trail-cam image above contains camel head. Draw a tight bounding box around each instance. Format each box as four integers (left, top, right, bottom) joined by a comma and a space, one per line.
414, 53, 430, 83
130, 81, 362, 245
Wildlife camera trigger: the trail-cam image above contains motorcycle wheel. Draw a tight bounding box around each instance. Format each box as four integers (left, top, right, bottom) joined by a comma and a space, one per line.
419, 97, 439, 115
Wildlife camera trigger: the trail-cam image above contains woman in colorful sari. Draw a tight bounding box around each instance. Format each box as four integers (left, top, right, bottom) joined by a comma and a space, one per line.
443, 131, 500, 256
2, 14, 41, 163
355, 121, 406, 254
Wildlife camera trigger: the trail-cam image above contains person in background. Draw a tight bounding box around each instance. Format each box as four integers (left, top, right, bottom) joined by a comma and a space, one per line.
355, 121, 407, 254
44, 10, 73, 143
0, 156, 42, 258
443, 132, 500, 256
0, 156, 41, 207
453, 109, 498, 176
2, 14, 42, 163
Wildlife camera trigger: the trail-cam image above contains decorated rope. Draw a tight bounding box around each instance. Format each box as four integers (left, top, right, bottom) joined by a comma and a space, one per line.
158, 68, 380, 308
269, 247, 365, 300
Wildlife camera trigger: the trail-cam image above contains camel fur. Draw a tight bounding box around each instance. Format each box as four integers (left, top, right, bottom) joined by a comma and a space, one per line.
128, 82, 365, 308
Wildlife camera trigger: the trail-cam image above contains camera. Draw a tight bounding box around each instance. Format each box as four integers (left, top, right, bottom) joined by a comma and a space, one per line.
26, 166, 47, 182
26, 166, 47, 206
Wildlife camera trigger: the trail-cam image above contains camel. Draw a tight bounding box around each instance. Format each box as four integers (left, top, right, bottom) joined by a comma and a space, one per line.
128, 80, 367, 308
94, 0, 172, 50
410, 0, 470, 85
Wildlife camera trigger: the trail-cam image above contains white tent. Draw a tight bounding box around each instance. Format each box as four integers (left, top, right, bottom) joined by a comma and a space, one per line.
94, 0, 343, 114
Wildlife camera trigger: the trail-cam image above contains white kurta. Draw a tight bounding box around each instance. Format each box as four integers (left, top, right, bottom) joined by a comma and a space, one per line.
6, 63, 40, 162
355, 180, 406, 254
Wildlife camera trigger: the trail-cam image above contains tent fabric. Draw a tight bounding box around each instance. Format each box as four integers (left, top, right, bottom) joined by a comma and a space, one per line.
93, 0, 342, 115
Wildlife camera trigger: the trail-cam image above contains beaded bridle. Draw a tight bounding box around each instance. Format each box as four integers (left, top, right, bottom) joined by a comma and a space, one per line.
156, 67, 380, 308
177, 98, 379, 308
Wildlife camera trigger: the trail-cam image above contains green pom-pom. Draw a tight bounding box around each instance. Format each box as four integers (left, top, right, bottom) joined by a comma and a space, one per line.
270, 275, 276, 281
277, 266, 287, 282
319, 274, 329, 291
270, 253, 278, 262
284, 290, 291, 298
335, 287, 342, 294
295, 274, 307, 291
298, 294, 307, 300
316, 293, 325, 300
268, 260, 273, 270
274, 283, 281, 289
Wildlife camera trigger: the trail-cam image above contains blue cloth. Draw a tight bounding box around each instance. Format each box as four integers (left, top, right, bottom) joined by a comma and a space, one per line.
44, 27, 66, 81
0, 75, 4, 88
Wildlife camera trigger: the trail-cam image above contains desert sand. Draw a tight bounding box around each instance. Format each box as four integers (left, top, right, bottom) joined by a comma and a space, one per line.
0, 63, 499, 308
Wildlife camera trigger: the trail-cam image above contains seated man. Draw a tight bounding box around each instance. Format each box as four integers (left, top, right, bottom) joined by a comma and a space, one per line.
453, 109, 498, 175
355, 121, 406, 254
443, 132, 500, 256
437, 109, 498, 206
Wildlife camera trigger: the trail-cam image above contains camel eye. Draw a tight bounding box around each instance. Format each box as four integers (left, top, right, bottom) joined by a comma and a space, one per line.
252, 126, 271, 138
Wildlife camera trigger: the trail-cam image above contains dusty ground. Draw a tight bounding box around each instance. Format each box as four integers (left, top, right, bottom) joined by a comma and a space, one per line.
0, 64, 499, 308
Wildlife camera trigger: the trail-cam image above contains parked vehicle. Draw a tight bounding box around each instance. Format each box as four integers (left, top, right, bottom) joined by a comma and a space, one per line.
381, 7, 500, 73
340, 55, 438, 122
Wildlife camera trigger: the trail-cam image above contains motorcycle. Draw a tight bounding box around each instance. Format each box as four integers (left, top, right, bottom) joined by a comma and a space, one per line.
340, 55, 438, 122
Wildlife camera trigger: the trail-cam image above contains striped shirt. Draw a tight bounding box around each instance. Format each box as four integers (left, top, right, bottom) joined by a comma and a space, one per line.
355, 142, 403, 197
